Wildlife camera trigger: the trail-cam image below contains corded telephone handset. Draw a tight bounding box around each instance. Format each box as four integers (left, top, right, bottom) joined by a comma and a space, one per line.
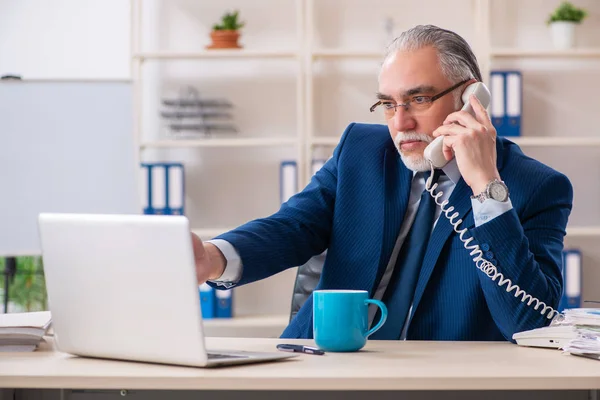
421, 81, 562, 344
423, 81, 492, 168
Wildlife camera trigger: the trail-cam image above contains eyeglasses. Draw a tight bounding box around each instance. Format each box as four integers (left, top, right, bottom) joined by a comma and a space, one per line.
369, 79, 470, 118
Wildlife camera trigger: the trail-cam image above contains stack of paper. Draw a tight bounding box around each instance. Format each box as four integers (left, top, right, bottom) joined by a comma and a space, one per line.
559, 308, 600, 360
0, 311, 52, 352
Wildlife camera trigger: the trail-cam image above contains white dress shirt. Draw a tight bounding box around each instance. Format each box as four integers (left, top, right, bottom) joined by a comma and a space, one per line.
207, 159, 513, 326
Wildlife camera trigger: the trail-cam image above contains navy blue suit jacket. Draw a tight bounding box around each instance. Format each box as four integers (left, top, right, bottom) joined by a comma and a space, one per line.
214, 123, 573, 341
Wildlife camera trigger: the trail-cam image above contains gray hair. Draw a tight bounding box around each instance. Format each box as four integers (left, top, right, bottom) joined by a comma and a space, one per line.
382, 25, 482, 106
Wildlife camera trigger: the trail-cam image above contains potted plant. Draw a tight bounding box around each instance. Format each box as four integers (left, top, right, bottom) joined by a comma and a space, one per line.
547, 2, 588, 49
207, 10, 245, 49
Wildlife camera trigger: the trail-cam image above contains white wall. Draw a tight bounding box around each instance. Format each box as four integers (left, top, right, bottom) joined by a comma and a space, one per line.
0, 0, 130, 79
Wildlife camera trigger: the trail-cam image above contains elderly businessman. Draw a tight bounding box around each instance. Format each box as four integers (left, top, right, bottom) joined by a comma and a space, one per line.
191, 25, 573, 341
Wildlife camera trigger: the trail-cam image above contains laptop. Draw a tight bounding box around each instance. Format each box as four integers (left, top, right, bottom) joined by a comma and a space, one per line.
37, 213, 297, 367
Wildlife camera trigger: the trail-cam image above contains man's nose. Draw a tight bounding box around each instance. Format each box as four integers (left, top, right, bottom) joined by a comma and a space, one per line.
391, 106, 416, 132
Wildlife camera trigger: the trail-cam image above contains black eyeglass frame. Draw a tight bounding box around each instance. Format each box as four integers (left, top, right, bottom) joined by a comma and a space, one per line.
369, 79, 471, 113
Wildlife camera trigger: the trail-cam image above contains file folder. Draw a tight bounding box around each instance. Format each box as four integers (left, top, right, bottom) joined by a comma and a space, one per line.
505, 71, 522, 137
490, 70, 522, 137
312, 159, 326, 177
215, 289, 233, 318
490, 71, 505, 132
140, 164, 151, 214
167, 163, 184, 215
151, 164, 167, 214
559, 249, 582, 311
141, 162, 185, 215
280, 161, 298, 204
199, 283, 216, 319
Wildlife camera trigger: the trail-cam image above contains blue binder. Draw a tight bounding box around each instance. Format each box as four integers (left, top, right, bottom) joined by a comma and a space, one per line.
490, 70, 522, 137
140, 162, 185, 215
280, 161, 298, 204
312, 159, 326, 177
199, 283, 216, 319
166, 163, 185, 215
559, 249, 582, 311
215, 289, 233, 318
140, 164, 153, 214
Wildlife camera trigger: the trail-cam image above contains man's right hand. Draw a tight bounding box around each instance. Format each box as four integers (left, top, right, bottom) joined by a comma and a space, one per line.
191, 232, 226, 284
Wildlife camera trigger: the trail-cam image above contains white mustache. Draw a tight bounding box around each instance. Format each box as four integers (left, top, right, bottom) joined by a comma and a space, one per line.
394, 132, 433, 148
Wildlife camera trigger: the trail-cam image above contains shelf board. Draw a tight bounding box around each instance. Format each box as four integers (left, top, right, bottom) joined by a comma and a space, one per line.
202, 314, 289, 338
203, 314, 288, 328
313, 48, 600, 59
192, 228, 233, 239
312, 49, 383, 59
133, 50, 298, 60
508, 137, 600, 146
567, 227, 600, 237
310, 136, 341, 146
311, 136, 600, 148
141, 137, 298, 149
491, 48, 600, 58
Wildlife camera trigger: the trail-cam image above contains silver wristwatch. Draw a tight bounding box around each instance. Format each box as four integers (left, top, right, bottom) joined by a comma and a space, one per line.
471, 179, 509, 203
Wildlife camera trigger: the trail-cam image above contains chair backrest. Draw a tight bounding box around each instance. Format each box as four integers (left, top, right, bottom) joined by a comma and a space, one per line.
289, 251, 327, 321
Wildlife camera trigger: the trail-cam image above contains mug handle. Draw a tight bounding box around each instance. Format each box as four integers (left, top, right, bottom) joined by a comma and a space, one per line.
364, 299, 388, 337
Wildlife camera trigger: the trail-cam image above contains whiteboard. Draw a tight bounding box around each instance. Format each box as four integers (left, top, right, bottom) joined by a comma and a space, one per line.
0, 81, 140, 256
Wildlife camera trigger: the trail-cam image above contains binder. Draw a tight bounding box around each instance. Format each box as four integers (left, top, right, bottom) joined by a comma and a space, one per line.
140, 164, 151, 214
140, 162, 185, 215
505, 71, 522, 137
167, 163, 184, 215
312, 159, 326, 177
199, 283, 216, 319
280, 161, 298, 204
559, 249, 582, 311
490, 70, 522, 137
490, 71, 505, 133
151, 164, 167, 214
215, 289, 233, 318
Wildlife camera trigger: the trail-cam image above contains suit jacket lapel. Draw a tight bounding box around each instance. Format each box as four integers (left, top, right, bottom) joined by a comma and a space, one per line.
408, 138, 508, 321
371, 148, 412, 295
409, 177, 475, 318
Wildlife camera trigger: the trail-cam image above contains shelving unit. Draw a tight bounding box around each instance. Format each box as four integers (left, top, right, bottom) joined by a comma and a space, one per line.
130, 0, 307, 233
490, 48, 600, 58
310, 136, 600, 148
311, 49, 383, 59
129, 0, 600, 320
140, 137, 298, 149
133, 50, 299, 60
132, 0, 600, 230
192, 228, 234, 240
203, 314, 288, 338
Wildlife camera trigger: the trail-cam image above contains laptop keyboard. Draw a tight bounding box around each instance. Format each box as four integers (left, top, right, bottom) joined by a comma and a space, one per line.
207, 353, 249, 360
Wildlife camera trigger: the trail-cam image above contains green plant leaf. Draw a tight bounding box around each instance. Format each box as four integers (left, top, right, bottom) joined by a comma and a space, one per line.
1, 256, 48, 312
214, 9, 244, 31
547, 1, 588, 24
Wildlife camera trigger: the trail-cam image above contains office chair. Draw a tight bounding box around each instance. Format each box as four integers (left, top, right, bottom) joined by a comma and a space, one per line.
289, 251, 326, 322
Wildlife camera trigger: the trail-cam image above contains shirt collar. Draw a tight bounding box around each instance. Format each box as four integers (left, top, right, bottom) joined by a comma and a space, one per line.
410, 157, 461, 185
441, 157, 461, 185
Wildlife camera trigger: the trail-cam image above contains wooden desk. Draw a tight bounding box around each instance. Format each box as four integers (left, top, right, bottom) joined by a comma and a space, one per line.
1, 337, 600, 391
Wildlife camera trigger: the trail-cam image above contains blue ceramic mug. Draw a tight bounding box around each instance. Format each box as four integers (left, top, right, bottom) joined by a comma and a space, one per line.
313, 290, 387, 352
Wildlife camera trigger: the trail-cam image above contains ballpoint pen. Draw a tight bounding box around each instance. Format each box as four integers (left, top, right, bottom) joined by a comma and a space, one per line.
276, 343, 325, 355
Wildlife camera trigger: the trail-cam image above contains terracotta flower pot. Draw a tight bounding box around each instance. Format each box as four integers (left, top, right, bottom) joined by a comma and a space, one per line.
207, 30, 242, 49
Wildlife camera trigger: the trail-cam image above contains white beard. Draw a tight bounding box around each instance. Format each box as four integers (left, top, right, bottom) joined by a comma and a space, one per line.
393, 132, 434, 172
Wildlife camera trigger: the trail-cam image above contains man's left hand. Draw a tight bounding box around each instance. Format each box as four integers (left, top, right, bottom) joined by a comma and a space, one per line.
432, 94, 500, 195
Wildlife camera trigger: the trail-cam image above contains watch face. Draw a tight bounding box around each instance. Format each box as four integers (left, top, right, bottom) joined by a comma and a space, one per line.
489, 182, 508, 201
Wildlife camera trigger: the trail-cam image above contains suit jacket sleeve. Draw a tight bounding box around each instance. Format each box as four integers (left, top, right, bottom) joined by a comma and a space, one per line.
469, 171, 573, 341
209, 125, 354, 287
